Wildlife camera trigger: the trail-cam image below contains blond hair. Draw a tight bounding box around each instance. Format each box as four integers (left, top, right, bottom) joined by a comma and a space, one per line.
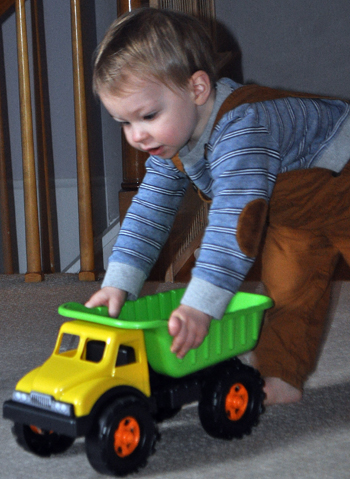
93, 8, 218, 95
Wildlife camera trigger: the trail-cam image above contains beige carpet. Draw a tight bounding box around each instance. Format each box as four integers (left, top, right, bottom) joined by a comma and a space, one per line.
1, 275, 349, 479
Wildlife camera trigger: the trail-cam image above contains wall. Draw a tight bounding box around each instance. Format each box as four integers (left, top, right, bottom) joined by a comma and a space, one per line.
215, 0, 350, 98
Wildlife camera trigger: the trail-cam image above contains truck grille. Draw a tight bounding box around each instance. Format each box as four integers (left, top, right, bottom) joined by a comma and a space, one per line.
12, 390, 73, 417
30, 392, 52, 409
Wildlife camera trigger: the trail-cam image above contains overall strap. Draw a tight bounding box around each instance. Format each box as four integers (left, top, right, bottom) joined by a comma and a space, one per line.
212, 83, 335, 131
171, 84, 338, 199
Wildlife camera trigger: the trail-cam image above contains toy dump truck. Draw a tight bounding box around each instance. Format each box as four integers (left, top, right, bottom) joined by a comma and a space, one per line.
3, 288, 272, 476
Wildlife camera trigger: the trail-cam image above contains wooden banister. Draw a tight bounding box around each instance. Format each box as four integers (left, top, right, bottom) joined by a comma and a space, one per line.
0, 0, 97, 280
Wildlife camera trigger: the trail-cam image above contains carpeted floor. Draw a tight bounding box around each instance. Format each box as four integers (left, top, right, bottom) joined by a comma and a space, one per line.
1, 274, 349, 479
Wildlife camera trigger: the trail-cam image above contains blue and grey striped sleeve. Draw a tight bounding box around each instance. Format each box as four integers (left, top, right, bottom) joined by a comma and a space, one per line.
181, 107, 281, 318
102, 156, 189, 298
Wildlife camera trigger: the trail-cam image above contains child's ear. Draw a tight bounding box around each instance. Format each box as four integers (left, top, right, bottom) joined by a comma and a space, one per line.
189, 71, 212, 106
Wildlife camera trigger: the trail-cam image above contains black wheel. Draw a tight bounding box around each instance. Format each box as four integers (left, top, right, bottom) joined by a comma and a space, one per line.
86, 396, 159, 476
198, 359, 265, 439
12, 423, 75, 457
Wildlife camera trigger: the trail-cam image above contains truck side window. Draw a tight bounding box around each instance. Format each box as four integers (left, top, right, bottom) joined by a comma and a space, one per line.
116, 345, 136, 367
85, 340, 105, 363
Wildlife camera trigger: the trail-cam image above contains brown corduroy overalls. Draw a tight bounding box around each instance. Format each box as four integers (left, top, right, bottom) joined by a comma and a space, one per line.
176, 84, 350, 391
256, 161, 350, 390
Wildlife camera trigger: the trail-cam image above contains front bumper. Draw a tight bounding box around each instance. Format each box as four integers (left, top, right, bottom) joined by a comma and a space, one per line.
3, 400, 91, 437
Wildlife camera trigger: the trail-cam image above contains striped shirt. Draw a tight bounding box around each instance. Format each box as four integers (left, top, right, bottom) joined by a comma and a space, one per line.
103, 78, 350, 319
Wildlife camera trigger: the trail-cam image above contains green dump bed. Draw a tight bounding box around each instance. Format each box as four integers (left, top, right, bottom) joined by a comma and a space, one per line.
59, 289, 273, 378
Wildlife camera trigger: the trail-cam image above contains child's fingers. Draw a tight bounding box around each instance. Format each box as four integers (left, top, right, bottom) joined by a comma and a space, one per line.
175, 325, 207, 358
169, 306, 212, 358
169, 317, 201, 358
107, 297, 122, 318
168, 314, 182, 337
169, 316, 193, 358
85, 291, 107, 309
169, 317, 188, 356
85, 287, 126, 318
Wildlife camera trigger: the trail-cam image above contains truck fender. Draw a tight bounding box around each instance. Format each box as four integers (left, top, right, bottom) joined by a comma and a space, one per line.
87, 385, 156, 428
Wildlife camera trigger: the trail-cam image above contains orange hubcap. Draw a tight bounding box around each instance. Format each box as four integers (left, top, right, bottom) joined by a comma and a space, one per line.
114, 416, 140, 457
29, 425, 53, 435
225, 383, 249, 421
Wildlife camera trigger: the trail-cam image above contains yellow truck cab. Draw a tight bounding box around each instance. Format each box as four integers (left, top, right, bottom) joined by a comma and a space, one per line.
3, 288, 272, 477
15, 320, 151, 419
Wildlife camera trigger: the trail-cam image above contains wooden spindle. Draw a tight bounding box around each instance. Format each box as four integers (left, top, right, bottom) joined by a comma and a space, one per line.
0, 80, 13, 274
117, 0, 149, 193
117, 0, 149, 225
31, 0, 56, 273
71, 0, 96, 281
16, 0, 43, 282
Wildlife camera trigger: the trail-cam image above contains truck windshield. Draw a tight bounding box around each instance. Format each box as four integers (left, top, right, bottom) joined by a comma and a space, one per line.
59, 333, 80, 356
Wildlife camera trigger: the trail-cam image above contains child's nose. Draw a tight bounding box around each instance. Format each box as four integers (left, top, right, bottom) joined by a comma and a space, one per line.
131, 125, 149, 144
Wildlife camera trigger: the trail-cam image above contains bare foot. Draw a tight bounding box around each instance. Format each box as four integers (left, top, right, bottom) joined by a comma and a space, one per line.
263, 377, 302, 406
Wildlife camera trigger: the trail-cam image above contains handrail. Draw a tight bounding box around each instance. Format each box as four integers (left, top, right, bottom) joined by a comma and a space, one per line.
0, 0, 15, 18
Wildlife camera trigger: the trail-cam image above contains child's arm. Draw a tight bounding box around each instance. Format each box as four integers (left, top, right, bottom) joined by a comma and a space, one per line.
168, 305, 212, 359
85, 287, 127, 318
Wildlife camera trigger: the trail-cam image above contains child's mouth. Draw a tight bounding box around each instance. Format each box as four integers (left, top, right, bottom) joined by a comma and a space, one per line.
146, 146, 164, 156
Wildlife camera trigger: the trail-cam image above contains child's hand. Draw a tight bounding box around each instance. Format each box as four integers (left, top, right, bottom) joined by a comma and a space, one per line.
168, 305, 211, 359
85, 286, 127, 318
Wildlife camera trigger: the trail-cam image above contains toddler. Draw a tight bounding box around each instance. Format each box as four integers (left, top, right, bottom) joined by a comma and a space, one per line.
86, 8, 350, 405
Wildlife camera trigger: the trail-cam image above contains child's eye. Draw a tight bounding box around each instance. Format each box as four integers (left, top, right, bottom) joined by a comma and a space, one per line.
143, 112, 157, 121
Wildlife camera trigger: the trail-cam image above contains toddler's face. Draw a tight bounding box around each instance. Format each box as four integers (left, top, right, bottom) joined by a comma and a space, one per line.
99, 76, 200, 159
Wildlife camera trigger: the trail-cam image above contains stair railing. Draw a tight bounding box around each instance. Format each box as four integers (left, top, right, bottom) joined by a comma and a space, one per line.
0, 0, 96, 281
